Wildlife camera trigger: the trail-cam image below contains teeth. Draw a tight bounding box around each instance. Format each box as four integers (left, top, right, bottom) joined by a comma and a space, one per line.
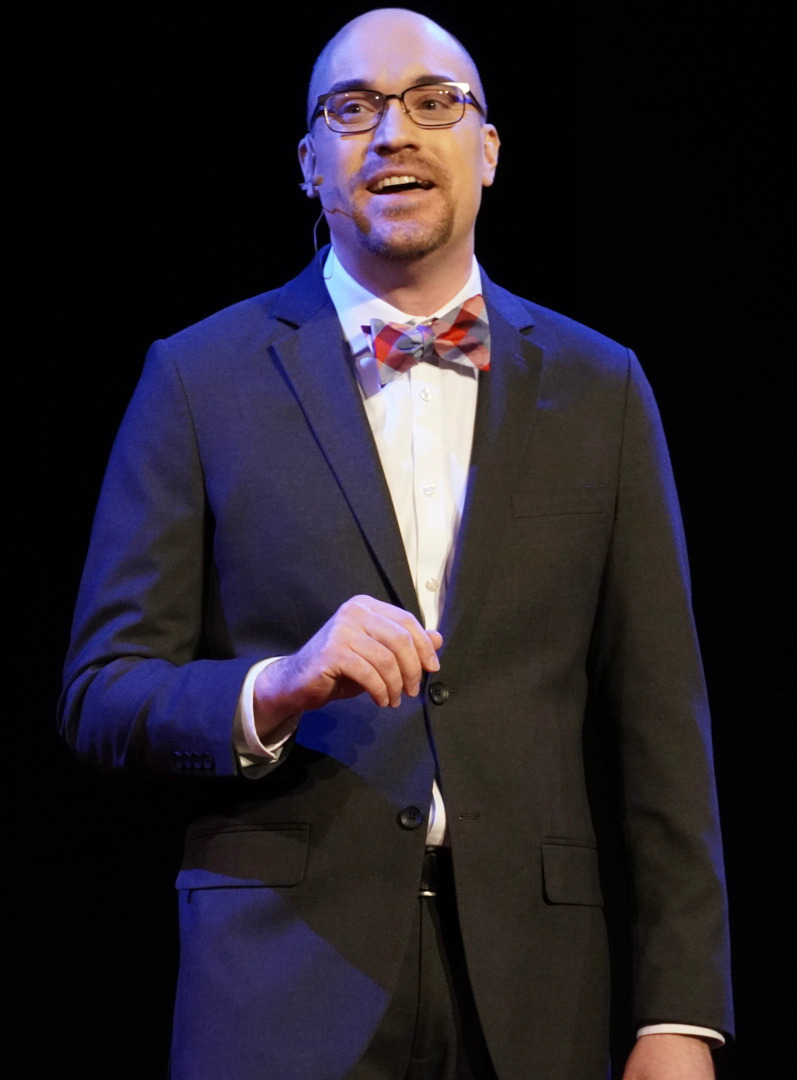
374, 175, 421, 191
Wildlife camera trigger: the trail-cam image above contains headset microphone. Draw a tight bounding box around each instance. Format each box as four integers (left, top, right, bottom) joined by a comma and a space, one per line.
299, 175, 324, 195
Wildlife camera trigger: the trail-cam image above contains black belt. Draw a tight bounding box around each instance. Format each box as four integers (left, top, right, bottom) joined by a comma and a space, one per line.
419, 846, 453, 898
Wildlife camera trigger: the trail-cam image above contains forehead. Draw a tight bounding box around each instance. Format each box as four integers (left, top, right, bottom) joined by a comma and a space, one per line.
315, 15, 479, 94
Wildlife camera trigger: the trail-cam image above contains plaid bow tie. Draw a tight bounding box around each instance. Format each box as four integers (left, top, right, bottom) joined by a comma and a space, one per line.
368, 294, 490, 386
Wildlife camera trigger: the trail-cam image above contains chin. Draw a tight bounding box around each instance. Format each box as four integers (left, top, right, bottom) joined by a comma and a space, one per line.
354, 212, 454, 263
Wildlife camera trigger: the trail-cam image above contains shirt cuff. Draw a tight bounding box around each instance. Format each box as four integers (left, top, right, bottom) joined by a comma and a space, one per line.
636, 1024, 725, 1048
233, 657, 301, 777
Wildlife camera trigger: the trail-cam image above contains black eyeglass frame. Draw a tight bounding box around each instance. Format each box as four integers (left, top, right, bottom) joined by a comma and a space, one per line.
310, 81, 486, 133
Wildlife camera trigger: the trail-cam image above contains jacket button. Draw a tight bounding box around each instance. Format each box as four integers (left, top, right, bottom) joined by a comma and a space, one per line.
428, 681, 449, 705
398, 806, 425, 830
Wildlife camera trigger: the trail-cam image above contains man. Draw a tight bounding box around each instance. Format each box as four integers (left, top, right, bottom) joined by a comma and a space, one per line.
60, 9, 733, 1079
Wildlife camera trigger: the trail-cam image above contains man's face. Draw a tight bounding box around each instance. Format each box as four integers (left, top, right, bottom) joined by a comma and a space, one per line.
299, 12, 499, 270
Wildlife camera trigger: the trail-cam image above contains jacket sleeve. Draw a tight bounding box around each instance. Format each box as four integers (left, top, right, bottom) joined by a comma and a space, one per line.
59, 341, 254, 776
591, 351, 733, 1038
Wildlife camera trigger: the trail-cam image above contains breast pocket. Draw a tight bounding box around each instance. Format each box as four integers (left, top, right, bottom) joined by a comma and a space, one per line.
176, 823, 310, 891
512, 485, 609, 518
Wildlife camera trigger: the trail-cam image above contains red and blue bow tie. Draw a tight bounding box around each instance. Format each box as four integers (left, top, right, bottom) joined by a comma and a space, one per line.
368, 294, 490, 386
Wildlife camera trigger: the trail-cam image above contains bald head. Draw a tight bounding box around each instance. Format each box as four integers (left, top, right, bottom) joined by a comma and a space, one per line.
306, 8, 487, 129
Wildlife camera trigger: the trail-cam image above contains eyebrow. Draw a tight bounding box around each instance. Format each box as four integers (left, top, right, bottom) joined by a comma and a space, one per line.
324, 74, 460, 95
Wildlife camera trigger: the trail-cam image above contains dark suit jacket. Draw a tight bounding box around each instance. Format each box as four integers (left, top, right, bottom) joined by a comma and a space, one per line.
61, 253, 733, 1079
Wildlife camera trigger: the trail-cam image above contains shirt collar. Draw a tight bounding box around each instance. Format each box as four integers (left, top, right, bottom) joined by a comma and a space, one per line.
322, 246, 484, 358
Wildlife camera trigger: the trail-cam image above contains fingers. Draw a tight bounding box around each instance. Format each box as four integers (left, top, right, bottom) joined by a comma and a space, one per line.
344, 596, 440, 698
333, 632, 407, 708
268, 596, 443, 713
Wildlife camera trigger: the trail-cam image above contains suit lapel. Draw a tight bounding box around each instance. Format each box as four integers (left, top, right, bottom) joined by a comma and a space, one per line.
266, 258, 421, 620
263, 257, 545, 637
439, 277, 544, 650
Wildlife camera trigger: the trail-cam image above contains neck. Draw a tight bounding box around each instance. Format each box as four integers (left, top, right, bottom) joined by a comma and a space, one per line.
331, 239, 475, 316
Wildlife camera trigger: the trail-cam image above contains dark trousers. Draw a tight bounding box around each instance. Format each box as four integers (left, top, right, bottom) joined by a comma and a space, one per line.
347, 850, 499, 1080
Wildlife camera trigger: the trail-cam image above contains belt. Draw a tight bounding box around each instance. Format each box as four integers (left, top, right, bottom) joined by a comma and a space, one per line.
419, 846, 453, 898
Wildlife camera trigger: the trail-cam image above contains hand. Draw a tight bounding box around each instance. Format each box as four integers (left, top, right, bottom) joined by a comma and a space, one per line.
253, 596, 443, 740
623, 1034, 715, 1080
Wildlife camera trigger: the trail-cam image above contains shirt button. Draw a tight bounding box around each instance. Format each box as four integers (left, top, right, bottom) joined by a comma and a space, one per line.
398, 806, 425, 830
423, 484, 437, 497
425, 578, 438, 592
420, 387, 432, 402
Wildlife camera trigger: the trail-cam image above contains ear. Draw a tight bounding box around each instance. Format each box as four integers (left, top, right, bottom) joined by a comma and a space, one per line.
297, 135, 318, 198
481, 124, 500, 188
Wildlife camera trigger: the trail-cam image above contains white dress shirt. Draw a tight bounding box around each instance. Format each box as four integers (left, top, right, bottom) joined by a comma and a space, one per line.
236, 247, 482, 845
233, 247, 723, 1046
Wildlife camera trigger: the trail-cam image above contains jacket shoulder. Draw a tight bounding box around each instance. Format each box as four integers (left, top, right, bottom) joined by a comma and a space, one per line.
151, 256, 332, 375
486, 279, 634, 379
156, 287, 290, 365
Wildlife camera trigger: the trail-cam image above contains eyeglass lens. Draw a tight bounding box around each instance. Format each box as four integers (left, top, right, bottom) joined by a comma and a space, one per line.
325, 84, 467, 131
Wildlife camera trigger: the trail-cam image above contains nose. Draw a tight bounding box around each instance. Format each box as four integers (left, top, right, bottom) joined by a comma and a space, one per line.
372, 95, 419, 148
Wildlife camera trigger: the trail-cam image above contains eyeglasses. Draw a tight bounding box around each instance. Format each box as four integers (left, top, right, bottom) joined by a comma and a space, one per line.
311, 81, 485, 134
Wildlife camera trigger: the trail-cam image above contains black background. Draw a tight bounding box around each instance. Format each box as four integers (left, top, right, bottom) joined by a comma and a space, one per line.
13, 1, 791, 1076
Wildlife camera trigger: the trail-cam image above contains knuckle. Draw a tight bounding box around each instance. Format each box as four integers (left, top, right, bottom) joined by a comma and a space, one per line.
402, 617, 425, 644
374, 647, 393, 672
337, 595, 365, 616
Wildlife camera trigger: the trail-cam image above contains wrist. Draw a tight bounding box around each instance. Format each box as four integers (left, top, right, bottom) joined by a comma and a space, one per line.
253, 656, 301, 740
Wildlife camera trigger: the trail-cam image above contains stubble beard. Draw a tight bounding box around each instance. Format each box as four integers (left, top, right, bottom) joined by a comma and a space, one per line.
352, 203, 456, 263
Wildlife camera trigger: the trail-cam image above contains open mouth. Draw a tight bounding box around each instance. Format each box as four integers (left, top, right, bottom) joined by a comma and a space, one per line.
368, 175, 435, 194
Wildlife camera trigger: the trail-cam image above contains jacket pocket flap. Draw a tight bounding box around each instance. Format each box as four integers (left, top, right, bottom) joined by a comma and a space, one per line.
541, 841, 604, 906
512, 487, 608, 517
176, 823, 309, 890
